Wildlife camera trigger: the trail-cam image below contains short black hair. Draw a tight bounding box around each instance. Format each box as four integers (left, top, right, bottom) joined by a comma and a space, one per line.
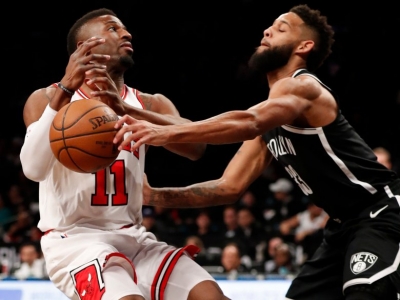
67, 8, 117, 56
290, 4, 335, 71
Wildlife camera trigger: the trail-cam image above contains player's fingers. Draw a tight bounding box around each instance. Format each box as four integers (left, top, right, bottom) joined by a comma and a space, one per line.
130, 139, 144, 153
90, 90, 114, 98
82, 61, 108, 73
85, 67, 108, 76
86, 77, 109, 85
113, 115, 130, 130
113, 126, 130, 145
88, 54, 111, 64
113, 123, 141, 146
117, 133, 138, 151
122, 115, 136, 125
77, 37, 106, 54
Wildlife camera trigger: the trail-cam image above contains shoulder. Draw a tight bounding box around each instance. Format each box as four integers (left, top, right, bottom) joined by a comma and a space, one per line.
24, 86, 55, 108
271, 75, 323, 101
23, 86, 56, 127
136, 91, 178, 114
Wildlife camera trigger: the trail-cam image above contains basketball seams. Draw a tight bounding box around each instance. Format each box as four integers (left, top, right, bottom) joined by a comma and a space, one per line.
49, 99, 120, 173
51, 103, 109, 131
49, 129, 117, 143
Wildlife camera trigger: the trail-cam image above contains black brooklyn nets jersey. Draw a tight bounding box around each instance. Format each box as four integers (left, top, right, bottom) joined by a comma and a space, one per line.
262, 69, 398, 218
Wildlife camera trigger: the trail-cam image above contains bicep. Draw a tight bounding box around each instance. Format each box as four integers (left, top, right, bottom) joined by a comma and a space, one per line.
23, 88, 53, 128
248, 78, 317, 129
143, 93, 181, 117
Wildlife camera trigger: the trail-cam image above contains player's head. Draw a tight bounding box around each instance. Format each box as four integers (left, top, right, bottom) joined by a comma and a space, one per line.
249, 4, 335, 73
67, 8, 134, 69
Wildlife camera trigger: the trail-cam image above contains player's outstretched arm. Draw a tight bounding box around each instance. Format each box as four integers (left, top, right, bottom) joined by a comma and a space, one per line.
91, 86, 207, 160
135, 93, 207, 161
143, 136, 271, 208
114, 77, 315, 153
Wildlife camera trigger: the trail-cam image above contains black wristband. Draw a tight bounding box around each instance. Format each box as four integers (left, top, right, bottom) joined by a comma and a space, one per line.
57, 82, 74, 96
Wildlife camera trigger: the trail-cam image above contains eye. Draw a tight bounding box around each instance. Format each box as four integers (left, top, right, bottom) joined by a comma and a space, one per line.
108, 26, 117, 31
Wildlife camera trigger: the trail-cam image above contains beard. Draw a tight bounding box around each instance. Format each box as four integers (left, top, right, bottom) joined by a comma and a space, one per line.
120, 55, 134, 69
248, 43, 294, 74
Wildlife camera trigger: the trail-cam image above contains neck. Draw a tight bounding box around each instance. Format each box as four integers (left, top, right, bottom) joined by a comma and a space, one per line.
266, 63, 307, 87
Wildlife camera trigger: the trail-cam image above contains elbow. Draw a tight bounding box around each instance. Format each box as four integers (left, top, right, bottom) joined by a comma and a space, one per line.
230, 188, 244, 204
20, 154, 46, 182
21, 165, 45, 182
188, 144, 207, 161
241, 111, 266, 140
217, 179, 245, 205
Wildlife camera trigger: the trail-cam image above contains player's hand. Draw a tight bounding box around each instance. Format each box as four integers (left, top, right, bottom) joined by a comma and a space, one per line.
113, 115, 170, 152
61, 37, 110, 92
85, 68, 126, 116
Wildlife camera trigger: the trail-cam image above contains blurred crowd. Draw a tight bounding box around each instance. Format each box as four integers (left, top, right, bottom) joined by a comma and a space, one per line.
0, 134, 397, 281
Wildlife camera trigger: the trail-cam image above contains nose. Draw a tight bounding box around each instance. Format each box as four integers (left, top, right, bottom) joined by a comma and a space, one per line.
121, 28, 132, 41
263, 27, 271, 37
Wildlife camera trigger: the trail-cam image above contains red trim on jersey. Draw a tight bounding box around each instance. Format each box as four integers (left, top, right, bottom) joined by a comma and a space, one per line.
150, 245, 200, 300
151, 250, 173, 300
120, 223, 134, 229
120, 85, 127, 99
76, 88, 88, 99
43, 229, 53, 235
132, 88, 146, 110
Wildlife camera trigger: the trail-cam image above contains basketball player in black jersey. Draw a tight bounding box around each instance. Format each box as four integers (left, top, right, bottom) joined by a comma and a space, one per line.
113, 4, 400, 300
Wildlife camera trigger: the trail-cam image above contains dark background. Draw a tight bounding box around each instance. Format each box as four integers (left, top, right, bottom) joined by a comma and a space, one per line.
4, 1, 400, 189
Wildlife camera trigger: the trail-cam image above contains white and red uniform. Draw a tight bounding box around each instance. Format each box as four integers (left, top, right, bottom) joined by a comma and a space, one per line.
20, 84, 215, 300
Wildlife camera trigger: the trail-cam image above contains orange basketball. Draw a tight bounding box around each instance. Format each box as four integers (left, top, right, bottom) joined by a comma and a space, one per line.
49, 99, 121, 173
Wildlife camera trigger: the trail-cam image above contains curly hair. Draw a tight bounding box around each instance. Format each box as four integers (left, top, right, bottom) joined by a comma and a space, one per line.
66, 8, 117, 56
290, 4, 335, 71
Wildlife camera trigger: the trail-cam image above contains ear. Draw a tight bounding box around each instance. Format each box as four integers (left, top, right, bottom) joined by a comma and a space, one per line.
296, 40, 314, 54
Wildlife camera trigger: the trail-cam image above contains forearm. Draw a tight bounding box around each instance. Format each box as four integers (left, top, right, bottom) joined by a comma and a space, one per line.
162, 97, 307, 145
125, 105, 207, 159
145, 180, 239, 208
167, 110, 262, 145
124, 104, 191, 126
20, 105, 57, 181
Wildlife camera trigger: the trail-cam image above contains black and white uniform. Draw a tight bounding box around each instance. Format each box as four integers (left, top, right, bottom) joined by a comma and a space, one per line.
262, 69, 400, 299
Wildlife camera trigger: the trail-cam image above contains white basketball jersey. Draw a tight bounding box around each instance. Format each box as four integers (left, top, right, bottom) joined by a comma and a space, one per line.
38, 85, 146, 231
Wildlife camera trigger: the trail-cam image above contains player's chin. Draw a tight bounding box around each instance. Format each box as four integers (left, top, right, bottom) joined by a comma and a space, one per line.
119, 54, 134, 68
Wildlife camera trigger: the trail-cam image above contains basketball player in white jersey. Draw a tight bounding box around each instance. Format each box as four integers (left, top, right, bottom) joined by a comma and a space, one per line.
20, 8, 229, 300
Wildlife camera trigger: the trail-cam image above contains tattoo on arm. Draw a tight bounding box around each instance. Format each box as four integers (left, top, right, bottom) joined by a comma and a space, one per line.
148, 184, 233, 208
139, 94, 153, 111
